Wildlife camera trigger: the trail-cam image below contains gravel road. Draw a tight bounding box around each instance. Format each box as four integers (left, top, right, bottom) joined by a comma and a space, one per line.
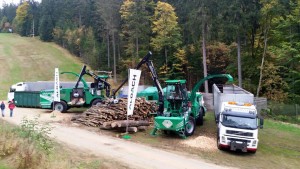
2, 106, 236, 169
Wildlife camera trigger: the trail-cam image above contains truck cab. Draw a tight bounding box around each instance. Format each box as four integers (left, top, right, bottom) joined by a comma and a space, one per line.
165, 80, 189, 117
216, 100, 264, 153
7, 82, 27, 101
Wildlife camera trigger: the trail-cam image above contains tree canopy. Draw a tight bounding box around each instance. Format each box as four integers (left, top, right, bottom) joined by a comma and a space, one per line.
1, 0, 300, 103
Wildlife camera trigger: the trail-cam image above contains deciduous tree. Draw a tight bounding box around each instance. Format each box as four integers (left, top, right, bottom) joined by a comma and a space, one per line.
151, 1, 181, 66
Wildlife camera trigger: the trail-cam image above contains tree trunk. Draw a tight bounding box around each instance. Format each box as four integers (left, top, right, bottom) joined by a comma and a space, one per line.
136, 37, 139, 58
165, 46, 168, 65
118, 37, 121, 60
112, 31, 117, 83
107, 30, 110, 68
237, 35, 242, 87
111, 120, 149, 128
256, 26, 269, 97
117, 127, 138, 133
202, 23, 208, 93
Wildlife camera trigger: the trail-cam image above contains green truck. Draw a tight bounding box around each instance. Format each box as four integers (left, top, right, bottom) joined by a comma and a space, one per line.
12, 81, 90, 108
40, 65, 111, 112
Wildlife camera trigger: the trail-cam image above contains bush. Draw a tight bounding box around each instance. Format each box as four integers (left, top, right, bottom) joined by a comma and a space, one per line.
17, 116, 54, 155
0, 116, 53, 169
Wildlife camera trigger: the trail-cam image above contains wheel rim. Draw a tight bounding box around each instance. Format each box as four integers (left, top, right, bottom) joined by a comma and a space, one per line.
186, 120, 194, 134
55, 103, 63, 111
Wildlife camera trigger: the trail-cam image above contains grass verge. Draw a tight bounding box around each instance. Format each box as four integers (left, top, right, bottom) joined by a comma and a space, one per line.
0, 119, 126, 169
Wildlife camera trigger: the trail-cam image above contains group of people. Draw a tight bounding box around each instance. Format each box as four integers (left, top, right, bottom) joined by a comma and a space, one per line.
0, 100, 15, 117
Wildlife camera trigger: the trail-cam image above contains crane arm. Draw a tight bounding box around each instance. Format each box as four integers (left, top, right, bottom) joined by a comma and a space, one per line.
112, 51, 164, 114
67, 65, 111, 97
85, 69, 111, 97
112, 51, 153, 97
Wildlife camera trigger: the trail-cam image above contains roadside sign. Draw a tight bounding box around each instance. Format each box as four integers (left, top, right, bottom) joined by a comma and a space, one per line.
54, 68, 60, 102
127, 69, 141, 116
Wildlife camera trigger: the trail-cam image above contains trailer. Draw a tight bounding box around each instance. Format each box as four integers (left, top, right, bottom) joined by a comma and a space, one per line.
9, 81, 89, 108
213, 84, 264, 153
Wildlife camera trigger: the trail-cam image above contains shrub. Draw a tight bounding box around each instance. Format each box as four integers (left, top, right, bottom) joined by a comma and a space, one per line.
17, 116, 54, 155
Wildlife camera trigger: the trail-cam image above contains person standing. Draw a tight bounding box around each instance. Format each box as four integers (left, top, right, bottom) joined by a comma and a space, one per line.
0, 101, 5, 117
8, 100, 15, 117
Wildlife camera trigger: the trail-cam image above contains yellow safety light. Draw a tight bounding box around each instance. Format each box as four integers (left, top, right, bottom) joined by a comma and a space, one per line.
228, 101, 237, 105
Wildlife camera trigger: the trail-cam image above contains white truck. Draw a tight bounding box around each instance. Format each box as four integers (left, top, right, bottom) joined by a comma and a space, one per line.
7, 82, 27, 101
213, 84, 264, 153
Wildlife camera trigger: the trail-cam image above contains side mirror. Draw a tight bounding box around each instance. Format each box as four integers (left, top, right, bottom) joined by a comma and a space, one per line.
260, 118, 264, 129
216, 113, 220, 124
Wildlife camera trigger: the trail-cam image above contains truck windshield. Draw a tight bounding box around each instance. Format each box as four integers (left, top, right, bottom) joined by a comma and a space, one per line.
222, 115, 257, 130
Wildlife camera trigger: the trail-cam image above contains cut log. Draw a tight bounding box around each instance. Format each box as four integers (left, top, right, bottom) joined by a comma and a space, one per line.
102, 121, 113, 128
137, 126, 147, 131
100, 125, 112, 130
117, 127, 138, 133
72, 98, 157, 129
111, 120, 149, 128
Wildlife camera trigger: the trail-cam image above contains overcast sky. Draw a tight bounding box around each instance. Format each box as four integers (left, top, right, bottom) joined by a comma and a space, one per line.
0, 0, 41, 8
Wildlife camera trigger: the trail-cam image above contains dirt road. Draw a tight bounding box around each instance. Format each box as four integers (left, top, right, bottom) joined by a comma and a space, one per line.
2, 106, 235, 169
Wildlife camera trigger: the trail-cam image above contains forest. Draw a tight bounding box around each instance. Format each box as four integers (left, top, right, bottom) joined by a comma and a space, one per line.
0, 0, 299, 104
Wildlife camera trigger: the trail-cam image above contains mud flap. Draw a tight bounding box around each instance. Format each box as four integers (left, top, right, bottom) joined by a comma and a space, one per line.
230, 141, 247, 152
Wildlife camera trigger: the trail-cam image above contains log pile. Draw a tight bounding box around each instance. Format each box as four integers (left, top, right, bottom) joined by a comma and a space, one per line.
71, 97, 157, 133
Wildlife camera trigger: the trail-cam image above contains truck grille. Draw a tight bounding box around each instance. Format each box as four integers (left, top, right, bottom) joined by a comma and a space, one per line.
226, 130, 253, 137
227, 138, 251, 145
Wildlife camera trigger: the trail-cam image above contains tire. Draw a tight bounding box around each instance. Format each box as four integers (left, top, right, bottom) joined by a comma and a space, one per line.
196, 108, 204, 126
184, 116, 195, 136
54, 101, 67, 113
249, 150, 257, 154
163, 130, 171, 135
91, 99, 102, 106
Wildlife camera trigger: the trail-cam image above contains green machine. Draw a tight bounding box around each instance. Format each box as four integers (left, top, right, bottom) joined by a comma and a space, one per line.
151, 74, 233, 138
40, 65, 111, 112
119, 52, 233, 138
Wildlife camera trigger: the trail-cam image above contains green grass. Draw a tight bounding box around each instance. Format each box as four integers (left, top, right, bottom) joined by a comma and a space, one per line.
0, 33, 86, 100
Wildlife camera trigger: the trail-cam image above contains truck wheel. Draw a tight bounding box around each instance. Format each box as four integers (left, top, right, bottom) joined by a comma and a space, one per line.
164, 130, 171, 135
249, 150, 257, 154
91, 99, 102, 106
54, 101, 67, 113
196, 108, 204, 126
185, 116, 195, 136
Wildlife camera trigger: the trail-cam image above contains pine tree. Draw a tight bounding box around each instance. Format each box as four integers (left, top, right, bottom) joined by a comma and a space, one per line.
39, 15, 53, 41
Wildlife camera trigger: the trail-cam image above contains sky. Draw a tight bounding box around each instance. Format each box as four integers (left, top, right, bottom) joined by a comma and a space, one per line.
0, 0, 41, 8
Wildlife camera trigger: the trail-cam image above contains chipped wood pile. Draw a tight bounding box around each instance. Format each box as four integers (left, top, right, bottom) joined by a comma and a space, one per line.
71, 97, 157, 133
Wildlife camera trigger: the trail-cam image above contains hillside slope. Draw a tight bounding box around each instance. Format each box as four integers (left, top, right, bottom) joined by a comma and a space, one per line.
0, 33, 85, 99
